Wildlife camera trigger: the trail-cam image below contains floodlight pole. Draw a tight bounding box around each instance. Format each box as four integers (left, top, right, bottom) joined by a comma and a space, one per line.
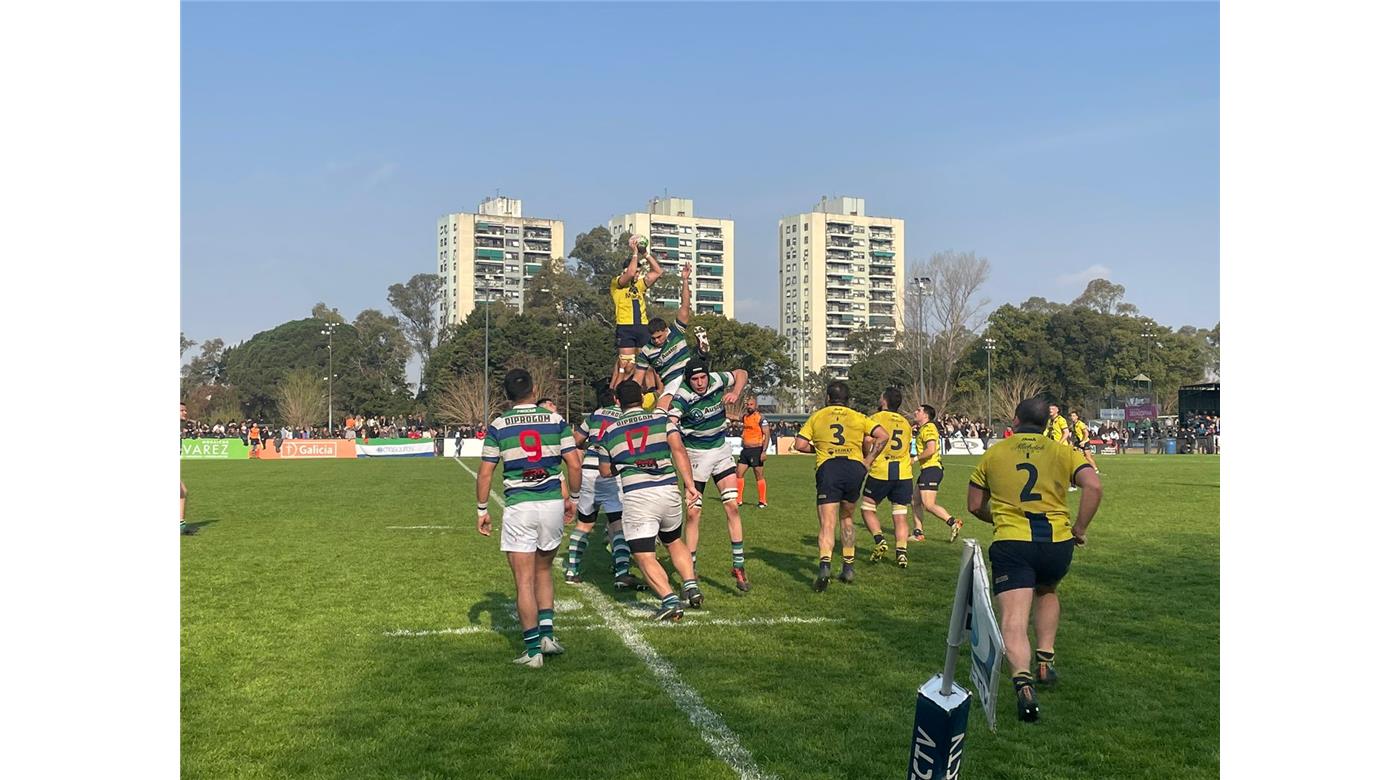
984, 338, 996, 429
321, 321, 340, 434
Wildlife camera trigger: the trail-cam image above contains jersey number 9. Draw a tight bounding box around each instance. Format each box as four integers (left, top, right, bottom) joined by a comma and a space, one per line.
520, 430, 543, 462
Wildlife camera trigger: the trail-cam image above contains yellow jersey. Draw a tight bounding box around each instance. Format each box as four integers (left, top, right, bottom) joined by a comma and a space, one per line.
612, 274, 650, 326
915, 422, 942, 469
1071, 420, 1090, 446
797, 405, 880, 468
969, 432, 1090, 543
1044, 414, 1069, 444
868, 411, 913, 481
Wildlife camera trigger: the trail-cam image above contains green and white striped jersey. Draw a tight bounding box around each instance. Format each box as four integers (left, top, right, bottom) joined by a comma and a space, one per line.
668, 371, 736, 451
481, 404, 576, 506
638, 321, 690, 388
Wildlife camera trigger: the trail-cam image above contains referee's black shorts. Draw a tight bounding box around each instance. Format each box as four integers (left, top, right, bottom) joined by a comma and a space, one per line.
815, 458, 866, 505
988, 540, 1075, 594
737, 446, 764, 468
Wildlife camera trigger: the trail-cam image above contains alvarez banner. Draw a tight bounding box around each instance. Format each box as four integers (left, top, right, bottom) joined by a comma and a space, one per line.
967, 543, 1005, 732
356, 438, 436, 457
254, 439, 357, 460
181, 439, 250, 460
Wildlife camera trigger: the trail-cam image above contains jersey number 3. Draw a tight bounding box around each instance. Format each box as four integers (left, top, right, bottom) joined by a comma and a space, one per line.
829, 423, 846, 445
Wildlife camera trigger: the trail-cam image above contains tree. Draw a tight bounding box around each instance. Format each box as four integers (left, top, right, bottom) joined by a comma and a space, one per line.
311, 302, 345, 324
846, 349, 916, 412
433, 373, 501, 427
183, 383, 242, 424
992, 370, 1048, 424
1071, 279, 1128, 315
387, 273, 441, 386
276, 368, 326, 429
917, 250, 991, 411
689, 313, 794, 393
180, 332, 196, 358
1019, 296, 1067, 314
181, 338, 227, 398
568, 226, 630, 283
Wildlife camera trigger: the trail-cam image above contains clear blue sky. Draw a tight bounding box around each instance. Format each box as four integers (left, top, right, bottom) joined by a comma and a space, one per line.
182, 1, 1219, 350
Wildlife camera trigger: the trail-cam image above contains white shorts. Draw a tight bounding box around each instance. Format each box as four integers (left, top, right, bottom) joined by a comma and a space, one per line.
620, 487, 683, 542
577, 469, 622, 517
499, 499, 565, 554
689, 446, 737, 488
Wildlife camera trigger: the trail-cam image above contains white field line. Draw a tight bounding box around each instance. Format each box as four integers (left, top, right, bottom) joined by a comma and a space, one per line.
386, 525, 458, 530
385, 614, 841, 638
455, 457, 774, 780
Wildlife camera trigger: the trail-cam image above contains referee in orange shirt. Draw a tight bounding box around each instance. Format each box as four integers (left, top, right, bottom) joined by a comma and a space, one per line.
730, 396, 770, 508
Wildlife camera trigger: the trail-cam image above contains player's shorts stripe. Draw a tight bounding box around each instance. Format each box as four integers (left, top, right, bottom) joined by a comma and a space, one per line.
622, 476, 677, 493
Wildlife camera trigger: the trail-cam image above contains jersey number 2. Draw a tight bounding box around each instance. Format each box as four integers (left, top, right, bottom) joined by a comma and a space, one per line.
1015, 462, 1042, 501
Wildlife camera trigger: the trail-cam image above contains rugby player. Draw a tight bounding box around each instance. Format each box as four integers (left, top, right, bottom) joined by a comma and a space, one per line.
598, 380, 704, 620
610, 235, 664, 389
910, 404, 962, 543
860, 388, 915, 568
967, 397, 1102, 722
180, 402, 197, 535
792, 380, 889, 591
731, 396, 770, 509
637, 262, 692, 411
1044, 403, 1070, 444
562, 385, 646, 591
1068, 410, 1100, 473
476, 369, 582, 668
669, 359, 751, 592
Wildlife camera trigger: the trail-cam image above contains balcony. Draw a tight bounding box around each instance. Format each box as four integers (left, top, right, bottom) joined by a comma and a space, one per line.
523, 240, 552, 253
476, 237, 505, 249
475, 224, 505, 236
696, 240, 724, 253
870, 264, 895, 277
697, 263, 724, 277
696, 228, 722, 239
698, 302, 724, 314
653, 235, 680, 248
826, 223, 853, 235
697, 290, 724, 303
650, 224, 679, 235
475, 249, 505, 261
869, 315, 895, 327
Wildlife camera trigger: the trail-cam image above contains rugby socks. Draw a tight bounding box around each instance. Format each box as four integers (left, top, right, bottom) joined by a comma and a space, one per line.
523, 626, 542, 658
896, 545, 907, 560
565, 529, 589, 574
872, 533, 886, 547
660, 593, 681, 609
1035, 649, 1055, 665
538, 609, 555, 640
731, 540, 745, 570
842, 546, 856, 566
611, 532, 632, 577
682, 578, 698, 593
757, 479, 767, 504
1012, 671, 1035, 692
736, 481, 744, 504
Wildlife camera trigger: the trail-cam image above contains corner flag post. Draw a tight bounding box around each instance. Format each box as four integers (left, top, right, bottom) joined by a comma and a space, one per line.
907, 539, 978, 779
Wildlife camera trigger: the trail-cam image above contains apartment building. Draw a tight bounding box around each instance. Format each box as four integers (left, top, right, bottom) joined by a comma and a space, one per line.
778, 196, 905, 383
436, 196, 565, 327
608, 197, 735, 317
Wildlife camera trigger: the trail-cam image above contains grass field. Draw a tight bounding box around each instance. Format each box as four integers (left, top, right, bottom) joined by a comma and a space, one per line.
181, 453, 1219, 779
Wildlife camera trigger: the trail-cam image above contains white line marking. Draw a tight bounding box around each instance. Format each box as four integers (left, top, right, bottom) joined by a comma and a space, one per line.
457, 457, 773, 780
386, 525, 457, 530
385, 614, 840, 638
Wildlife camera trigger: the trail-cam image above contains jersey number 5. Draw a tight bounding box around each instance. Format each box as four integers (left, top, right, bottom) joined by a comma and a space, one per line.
890, 429, 904, 451
1015, 462, 1042, 502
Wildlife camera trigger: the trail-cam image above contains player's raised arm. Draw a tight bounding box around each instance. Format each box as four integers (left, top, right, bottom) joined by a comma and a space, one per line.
643, 244, 663, 287
723, 369, 748, 406
678, 262, 692, 327
618, 236, 641, 287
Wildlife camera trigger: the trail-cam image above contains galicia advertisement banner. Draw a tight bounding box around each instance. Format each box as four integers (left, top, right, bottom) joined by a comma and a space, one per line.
967, 544, 1005, 732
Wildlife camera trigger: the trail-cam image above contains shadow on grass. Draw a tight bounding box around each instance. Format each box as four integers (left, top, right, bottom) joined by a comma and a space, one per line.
747, 536, 822, 586
466, 591, 516, 630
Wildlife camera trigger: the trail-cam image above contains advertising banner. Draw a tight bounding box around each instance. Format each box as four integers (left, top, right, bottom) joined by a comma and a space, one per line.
181, 439, 250, 460
254, 439, 357, 460
1124, 396, 1159, 422
943, 436, 986, 456
444, 438, 485, 458
1098, 408, 1126, 421
967, 545, 1005, 732
356, 438, 436, 458
724, 436, 778, 457
906, 676, 970, 780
